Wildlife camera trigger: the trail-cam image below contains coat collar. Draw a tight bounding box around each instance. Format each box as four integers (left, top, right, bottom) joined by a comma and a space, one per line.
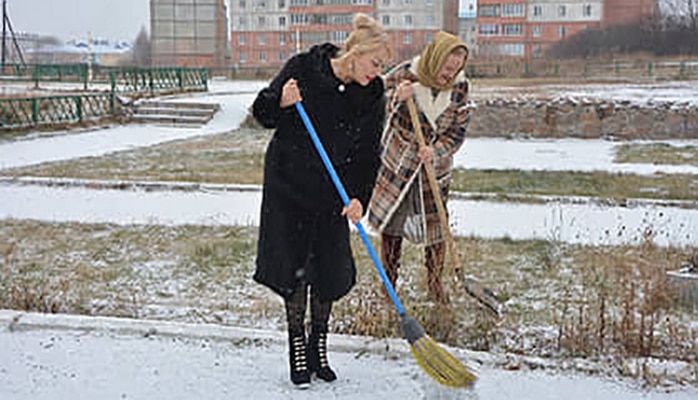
408, 56, 465, 131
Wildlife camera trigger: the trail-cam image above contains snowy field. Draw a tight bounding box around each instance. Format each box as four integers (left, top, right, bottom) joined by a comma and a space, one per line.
0, 79, 696, 246
1, 78, 697, 399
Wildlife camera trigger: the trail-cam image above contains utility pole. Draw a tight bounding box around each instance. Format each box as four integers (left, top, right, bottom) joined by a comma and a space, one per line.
2, 0, 7, 68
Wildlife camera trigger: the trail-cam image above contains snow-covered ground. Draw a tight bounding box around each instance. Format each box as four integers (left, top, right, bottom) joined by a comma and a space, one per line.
0, 182, 694, 246
473, 80, 698, 107
2, 311, 696, 400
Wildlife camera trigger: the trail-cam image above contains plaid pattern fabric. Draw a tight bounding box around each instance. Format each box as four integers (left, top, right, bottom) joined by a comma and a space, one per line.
367, 59, 470, 245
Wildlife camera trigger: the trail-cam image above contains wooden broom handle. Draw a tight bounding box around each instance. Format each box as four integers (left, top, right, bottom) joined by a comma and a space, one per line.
406, 97, 461, 272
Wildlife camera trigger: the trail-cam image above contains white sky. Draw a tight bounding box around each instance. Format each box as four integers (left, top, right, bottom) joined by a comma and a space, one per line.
6, 0, 151, 42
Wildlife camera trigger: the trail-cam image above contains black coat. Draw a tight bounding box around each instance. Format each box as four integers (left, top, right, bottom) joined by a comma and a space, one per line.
251, 43, 385, 302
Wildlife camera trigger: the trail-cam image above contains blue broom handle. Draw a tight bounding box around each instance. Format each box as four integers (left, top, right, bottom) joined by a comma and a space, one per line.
295, 102, 405, 316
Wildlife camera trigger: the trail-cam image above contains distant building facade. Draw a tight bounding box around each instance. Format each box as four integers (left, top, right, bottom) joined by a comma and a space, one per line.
150, 0, 228, 68
477, 0, 656, 59
228, 0, 461, 69
26, 39, 133, 66
145, 0, 661, 70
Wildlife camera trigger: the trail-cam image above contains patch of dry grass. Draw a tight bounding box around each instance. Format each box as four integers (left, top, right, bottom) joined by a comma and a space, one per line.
4, 128, 270, 185
615, 143, 698, 166
4, 128, 697, 204
1, 219, 696, 385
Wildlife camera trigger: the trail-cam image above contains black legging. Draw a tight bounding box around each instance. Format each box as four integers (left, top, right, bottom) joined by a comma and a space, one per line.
285, 282, 332, 336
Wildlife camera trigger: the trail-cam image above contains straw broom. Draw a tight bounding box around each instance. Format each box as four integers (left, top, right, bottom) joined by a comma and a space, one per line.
295, 102, 476, 388
406, 97, 503, 318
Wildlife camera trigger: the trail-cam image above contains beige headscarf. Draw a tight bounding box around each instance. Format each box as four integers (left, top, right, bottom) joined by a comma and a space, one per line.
416, 31, 468, 90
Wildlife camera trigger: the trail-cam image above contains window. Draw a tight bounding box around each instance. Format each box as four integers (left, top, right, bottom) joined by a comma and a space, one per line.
533, 25, 541, 37
500, 43, 524, 56
258, 34, 266, 45
258, 16, 266, 27
479, 5, 500, 17
257, 0, 266, 9
238, 34, 246, 45
532, 45, 543, 58
558, 25, 566, 38
239, 52, 246, 63
558, 5, 566, 17
502, 24, 523, 36
291, 13, 309, 24
583, 4, 592, 17
280, 52, 286, 61
259, 52, 266, 62
403, 33, 412, 44
533, 5, 542, 17
382, 0, 390, 5
279, 34, 285, 45
332, 31, 349, 43
478, 24, 499, 36
403, 15, 412, 26
239, 0, 246, 8
502, 4, 524, 17
426, 0, 433, 5
278, 0, 285, 7
279, 16, 286, 26
382, 15, 390, 26
426, 33, 434, 43
426, 15, 435, 27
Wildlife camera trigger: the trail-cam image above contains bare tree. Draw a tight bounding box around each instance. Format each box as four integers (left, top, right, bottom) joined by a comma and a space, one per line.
132, 26, 150, 66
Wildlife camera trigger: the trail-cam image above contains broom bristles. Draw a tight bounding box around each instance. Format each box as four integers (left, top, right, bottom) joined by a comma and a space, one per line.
401, 315, 477, 388
410, 335, 477, 388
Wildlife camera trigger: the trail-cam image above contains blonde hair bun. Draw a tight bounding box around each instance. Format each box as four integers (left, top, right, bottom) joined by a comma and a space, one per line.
343, 13, 392, 59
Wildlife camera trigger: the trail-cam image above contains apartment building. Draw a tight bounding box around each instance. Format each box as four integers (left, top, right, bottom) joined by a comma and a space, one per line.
476, 0, 656, 59
229, 0, 461, 68
150, 0, 228, 68
602, 0, 657, 28
458, 0, 478, 55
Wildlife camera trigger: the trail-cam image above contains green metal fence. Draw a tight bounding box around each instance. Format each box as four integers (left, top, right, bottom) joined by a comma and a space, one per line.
0, 93, 114, 129
0, 64, 208, 130
1, 64, 208, 93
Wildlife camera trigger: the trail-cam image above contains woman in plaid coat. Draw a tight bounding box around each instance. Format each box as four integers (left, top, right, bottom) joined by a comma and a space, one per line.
367, 31, 470, 304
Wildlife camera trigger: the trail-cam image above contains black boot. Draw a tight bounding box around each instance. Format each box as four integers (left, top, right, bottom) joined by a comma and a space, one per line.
308, 327, 337, 382
288, 332, 310, 388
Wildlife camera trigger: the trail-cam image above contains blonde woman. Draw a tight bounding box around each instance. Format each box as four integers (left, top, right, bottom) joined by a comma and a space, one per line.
251, 14, 391, 388
368, 31, 470, 305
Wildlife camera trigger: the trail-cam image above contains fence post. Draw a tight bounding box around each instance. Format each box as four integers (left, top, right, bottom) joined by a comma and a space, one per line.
554, 64, 559, 75
33, 65, 40, 89
615, 62, 620, 74
467, 64, 474, 77
680, 61, 686, 78
648, 61, 653, 75
149, 70, 154, 94
76, 96, 83, 122
31, 98, 38, 125
83, 64, 89, 91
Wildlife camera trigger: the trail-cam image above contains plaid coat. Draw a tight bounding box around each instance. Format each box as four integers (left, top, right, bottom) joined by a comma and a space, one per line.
367, 57, 470, 245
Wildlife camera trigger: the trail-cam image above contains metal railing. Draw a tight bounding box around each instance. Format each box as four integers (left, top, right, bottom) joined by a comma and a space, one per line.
0, 93, 115, 129
0, 64, 208, 130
